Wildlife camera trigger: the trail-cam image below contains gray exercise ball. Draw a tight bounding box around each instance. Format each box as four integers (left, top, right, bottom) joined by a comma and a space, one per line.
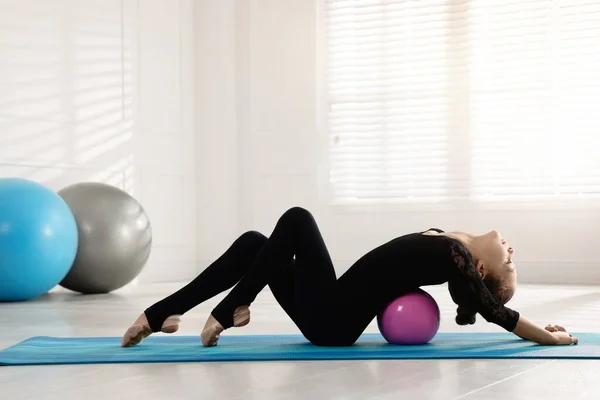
57, 182, 152, 294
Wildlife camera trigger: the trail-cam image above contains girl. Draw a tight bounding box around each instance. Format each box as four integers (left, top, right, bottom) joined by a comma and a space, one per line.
121, 207, 577, 347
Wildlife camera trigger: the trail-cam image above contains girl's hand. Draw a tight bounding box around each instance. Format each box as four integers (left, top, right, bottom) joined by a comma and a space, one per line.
544, 324, 567, 333
513, 316, 578, 345
545, 324, 578, 345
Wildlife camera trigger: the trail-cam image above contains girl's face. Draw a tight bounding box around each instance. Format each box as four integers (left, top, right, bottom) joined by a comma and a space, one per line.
478, 230, 517, 288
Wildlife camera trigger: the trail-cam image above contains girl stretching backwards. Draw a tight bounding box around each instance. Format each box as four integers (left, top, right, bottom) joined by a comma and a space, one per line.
121, 207, 577, 347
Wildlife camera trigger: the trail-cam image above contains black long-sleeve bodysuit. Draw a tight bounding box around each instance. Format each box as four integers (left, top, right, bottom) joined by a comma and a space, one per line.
145, 207, 519, 346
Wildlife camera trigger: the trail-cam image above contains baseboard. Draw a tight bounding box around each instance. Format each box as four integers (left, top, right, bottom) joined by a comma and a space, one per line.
512, 261, 600, 285
137, 261, 200, 283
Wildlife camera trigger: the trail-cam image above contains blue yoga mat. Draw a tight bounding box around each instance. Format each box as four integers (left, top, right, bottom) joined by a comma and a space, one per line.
0, 333, 597, 366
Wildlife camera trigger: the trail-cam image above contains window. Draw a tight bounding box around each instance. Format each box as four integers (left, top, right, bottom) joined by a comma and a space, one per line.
324, 0, 600, 204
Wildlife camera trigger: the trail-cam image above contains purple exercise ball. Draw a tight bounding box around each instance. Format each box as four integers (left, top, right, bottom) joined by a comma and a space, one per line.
377, 289, 441, 345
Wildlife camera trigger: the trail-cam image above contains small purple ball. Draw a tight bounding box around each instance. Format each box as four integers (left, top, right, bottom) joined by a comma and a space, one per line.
377, 289, 441, 345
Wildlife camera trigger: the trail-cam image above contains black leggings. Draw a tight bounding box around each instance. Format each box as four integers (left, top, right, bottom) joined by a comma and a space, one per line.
145, 207, 382, 346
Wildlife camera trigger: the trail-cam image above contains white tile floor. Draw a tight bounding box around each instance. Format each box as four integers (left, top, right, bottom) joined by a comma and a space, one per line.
2, 282, 600, 400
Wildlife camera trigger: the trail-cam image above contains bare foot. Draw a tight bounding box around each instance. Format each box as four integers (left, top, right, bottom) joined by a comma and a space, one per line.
121, 313, 181, 347
201, 306, 250, 347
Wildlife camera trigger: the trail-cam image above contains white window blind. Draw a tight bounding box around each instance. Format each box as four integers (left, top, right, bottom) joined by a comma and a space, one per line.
325, 0, 600, 204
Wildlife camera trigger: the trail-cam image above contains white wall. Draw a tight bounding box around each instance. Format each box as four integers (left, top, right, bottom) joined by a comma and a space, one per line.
210, 0, 600, 285
4, 0, 595, 286
194, 0, 240, 271
0, 0, 197, 282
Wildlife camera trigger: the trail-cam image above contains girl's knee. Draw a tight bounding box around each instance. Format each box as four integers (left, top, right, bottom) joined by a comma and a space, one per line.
280, 206, 315, 225
238, 230, 267, 249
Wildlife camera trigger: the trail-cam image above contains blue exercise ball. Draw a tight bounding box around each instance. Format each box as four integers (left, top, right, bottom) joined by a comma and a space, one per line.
0, 178, 78, 301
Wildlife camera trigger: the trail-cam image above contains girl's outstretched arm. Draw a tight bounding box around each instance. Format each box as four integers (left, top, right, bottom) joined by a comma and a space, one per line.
512, 316, 578, 345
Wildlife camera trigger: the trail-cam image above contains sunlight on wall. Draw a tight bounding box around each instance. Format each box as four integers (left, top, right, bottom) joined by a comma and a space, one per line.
89, 155, 135, 194
0, 0, 135, 193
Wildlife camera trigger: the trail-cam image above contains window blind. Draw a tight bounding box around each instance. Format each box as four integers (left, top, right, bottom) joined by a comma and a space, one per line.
325, 0, 600, 204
